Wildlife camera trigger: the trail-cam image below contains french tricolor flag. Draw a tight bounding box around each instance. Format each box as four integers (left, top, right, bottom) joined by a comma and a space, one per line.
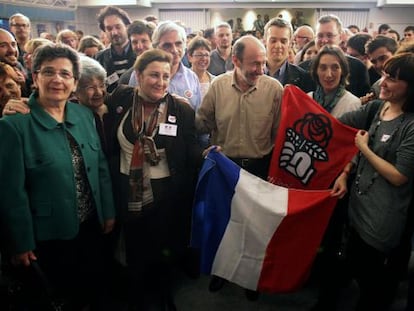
191, 152, 337, 293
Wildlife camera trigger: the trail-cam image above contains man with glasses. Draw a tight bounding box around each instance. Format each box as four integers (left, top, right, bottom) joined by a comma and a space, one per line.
293, 25, 314, 65
208, 22, 234, 76
9, 13, 31, 67
264, 17, 313, 92
299, 14, 370, 97
95, 6, 135, 92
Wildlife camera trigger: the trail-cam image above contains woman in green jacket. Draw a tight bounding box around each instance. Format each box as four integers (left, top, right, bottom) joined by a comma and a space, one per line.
0, 44, 115, 310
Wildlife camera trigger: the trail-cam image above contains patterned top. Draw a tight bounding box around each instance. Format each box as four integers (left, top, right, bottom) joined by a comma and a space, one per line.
67, 132, 94, 222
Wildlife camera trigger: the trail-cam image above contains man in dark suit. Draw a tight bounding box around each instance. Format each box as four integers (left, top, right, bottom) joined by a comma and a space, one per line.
264, 17, 314, 93
299, 14, 370, 98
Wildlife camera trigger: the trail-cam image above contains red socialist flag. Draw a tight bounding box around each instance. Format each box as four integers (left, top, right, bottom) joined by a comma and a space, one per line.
268, 85, 358, 190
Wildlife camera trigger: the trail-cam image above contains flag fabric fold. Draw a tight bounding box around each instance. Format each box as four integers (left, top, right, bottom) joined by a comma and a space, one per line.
191, 152, 338, 293
268, 85, 358, 189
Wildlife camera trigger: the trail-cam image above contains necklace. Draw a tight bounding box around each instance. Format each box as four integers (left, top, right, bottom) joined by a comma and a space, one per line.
355, 105, 404, 195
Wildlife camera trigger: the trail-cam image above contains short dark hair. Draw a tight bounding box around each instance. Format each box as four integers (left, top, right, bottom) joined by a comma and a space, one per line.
387, 29, 400, 42
404, 25, 414, 33
263, 17, 293, 40
310, 45, 349, 87
383, 53, 414, 112
366, 35, 398, 55
299, 40, 316, 63
32, 43, 80, 80
127, 20, 155, 38
187, 36, 211, 56
347, 25, 360, 32
378, 24, 391, 34
203, 28, 215, 40
97, 6, 131, 32
346, 33, 372, 56
133, 49, 172, 73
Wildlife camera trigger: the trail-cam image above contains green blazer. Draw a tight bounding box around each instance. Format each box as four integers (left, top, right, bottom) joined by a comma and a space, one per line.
0, 95, 115, 255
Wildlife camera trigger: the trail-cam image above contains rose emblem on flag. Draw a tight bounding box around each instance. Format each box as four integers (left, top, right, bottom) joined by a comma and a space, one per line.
280, 113, 333, 185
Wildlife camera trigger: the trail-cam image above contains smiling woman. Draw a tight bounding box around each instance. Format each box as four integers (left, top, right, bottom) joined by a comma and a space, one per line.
308, 45, 361, 118
104, 48, 203, 310
0, 44, 115, 310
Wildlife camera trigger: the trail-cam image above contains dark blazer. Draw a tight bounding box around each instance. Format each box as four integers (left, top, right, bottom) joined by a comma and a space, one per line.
118, 67, 134, 85
266, 61, 314, 93
0, 95, 115, 254
285, 62, 314, 93
299, 55, 370, 98
104, 85, 203, 219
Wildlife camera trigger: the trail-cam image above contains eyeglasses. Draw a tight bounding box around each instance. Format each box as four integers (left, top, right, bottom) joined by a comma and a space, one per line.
10, 23, 29, 28
192, 54, 210, 58
316, 33, 339, 40
296, 36, 311, 41
36, 68, 74, 80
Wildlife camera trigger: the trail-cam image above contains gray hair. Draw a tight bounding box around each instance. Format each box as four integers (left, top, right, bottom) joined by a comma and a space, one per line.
152, 20, 187, 50
9, 13, 30, 26
78, 55, 107, 87
214, 22, 232, 34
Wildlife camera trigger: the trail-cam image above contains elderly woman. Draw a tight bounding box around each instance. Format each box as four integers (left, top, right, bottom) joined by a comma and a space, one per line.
331, 52, 414, 310
0, 44, 115, 310
106, 48, 202, 310
75, 55, 109, 154
78, 35, 105, 58
0, 62, 22, 116
308, 45, 361, 118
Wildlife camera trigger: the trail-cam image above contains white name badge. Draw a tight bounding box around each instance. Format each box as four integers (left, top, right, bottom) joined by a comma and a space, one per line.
159, 123, 177, 136
107, 72, 119, 85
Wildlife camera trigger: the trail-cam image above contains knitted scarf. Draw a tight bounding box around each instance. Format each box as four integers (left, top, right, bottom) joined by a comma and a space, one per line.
313, 84, 346, 113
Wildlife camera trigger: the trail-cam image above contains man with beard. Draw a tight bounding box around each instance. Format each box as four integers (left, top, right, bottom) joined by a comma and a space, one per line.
196, 35, 283, 301
0, 29, 27, 96
9, 13, 31, 67
208, 22, 234, 76
95, 6, 136, 92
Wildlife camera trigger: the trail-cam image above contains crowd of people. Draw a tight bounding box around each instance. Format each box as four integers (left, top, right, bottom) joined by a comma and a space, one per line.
0, 6, 414, 311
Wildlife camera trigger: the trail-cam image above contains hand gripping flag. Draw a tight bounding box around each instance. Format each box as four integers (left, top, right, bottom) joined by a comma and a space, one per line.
191, 152, 337, 293
268, 85, 358, 189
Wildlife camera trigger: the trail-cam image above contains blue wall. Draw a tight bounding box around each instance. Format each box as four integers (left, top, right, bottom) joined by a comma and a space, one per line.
0, 4, 75, 21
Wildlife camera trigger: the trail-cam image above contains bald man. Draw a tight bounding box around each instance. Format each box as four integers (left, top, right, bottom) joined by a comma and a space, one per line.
293, 25, 314, 64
